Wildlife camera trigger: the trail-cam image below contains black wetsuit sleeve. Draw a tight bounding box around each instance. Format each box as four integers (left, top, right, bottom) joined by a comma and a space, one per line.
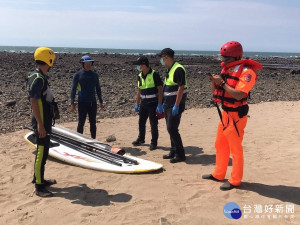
70, 72, 79, 104
95, 73, 103, 104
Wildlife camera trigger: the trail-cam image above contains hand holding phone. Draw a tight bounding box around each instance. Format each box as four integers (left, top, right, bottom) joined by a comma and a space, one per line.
207, 73, 213, 82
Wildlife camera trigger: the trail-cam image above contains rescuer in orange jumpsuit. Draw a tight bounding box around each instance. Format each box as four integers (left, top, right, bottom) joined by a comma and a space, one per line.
202, 41, 262, 190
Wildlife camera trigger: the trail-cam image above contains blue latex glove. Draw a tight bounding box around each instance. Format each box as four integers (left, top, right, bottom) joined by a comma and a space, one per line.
172, 105, 179, 116
156, 104, 164, 114
134, 104, 139, 112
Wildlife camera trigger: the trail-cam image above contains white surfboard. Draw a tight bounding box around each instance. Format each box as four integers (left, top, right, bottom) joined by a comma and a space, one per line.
24, 125, 163, 174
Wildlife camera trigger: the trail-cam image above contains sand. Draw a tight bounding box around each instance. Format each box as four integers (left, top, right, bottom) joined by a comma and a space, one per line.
0, 101, 299, 225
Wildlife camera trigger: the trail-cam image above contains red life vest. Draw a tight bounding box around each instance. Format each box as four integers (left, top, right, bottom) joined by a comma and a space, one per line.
213, 59, 262, 107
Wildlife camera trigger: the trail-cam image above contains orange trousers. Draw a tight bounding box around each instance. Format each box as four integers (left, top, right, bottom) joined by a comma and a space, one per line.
212, 110, 247, 186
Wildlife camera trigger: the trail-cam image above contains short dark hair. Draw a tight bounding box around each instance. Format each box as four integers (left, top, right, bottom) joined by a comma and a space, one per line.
158, 48, 175, 58
35, 60, 47, 65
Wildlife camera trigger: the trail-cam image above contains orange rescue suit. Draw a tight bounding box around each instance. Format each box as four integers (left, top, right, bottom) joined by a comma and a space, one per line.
212, 59, 262, 186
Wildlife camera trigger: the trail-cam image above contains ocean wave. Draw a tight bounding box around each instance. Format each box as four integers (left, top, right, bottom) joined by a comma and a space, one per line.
0, 46, 299, 58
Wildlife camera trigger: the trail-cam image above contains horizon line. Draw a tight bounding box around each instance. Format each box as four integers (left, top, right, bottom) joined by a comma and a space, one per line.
0, 45, 300, 54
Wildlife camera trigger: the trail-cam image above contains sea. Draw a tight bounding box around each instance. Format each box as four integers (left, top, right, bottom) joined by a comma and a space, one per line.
0, 46, 300, 59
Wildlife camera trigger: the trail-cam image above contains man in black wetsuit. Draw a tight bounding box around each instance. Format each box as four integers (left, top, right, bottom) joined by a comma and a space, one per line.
70, 55, 104, 139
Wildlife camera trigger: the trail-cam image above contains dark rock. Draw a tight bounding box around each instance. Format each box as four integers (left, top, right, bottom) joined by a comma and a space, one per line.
6, 100, 16, 106
290, 69, 300, 74
106, 135, 116, 142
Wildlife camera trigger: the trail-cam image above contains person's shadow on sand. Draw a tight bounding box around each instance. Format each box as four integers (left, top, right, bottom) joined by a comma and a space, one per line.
49, 184, 132, 207
184, 148, 232, 166
159, 146, 207, 159
240, 182, 300, 205
123, 147, 147, 156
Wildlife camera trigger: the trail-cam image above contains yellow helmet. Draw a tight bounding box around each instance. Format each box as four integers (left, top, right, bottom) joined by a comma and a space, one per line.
34, 47, 55, 67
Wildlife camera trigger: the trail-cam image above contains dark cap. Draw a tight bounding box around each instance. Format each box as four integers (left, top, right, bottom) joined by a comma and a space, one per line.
133, 56, 149, 66
158, 48, 175, 57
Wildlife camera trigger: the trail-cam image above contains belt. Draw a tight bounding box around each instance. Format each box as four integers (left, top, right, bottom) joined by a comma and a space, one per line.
140, 94, 157, 99
164, 89, 187, 97
222, 105, 239, 112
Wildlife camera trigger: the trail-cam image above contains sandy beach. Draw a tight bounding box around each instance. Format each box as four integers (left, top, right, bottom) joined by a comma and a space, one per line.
0, 101, 299, 225
1, 0, 300, 223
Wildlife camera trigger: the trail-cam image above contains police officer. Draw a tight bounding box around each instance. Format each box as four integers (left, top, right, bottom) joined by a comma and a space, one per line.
132, 56, 163, 150
27, 47, 57, 197
70, 55, 104, 139
202, 41, 262, 190
159, 48, 187, 163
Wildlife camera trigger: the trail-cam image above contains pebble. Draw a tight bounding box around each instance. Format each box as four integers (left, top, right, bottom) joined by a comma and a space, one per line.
5, 100, 17, 107
106, 135, 116, 142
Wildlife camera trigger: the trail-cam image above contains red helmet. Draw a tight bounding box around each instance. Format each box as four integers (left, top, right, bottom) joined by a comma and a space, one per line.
220, 41, 243, 58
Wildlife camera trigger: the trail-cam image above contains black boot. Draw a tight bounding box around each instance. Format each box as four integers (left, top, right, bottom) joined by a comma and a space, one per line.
163, 150, 175, 159
170, 155, 186, 163
43, 179, 57, 186
202, 174, 220, 182
220, 181, 237, 191
35, 184, 53, 197
149, 144, 157, 150
132, 138, 145, 146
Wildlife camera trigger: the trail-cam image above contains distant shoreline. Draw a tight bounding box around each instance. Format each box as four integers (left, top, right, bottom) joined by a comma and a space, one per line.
0, 45, 299, 58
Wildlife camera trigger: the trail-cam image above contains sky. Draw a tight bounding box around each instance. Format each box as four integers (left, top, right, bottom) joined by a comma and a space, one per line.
0, 0, 300, 52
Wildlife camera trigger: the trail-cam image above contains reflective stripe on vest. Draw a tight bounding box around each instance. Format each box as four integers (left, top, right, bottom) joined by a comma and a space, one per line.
140, 94, 157, 99
27, 73, 45, 92
164, 89, 187, 97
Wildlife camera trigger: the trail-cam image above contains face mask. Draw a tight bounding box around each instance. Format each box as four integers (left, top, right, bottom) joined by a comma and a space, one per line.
160, 58, 165, 66
136, 65, 141, 72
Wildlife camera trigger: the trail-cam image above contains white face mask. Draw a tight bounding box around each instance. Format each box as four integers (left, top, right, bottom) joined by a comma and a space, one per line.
160, 58, 165, 66
136, 65, 141, 72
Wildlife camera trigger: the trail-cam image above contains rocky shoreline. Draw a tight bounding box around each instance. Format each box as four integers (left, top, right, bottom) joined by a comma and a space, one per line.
0, 52, 300, 134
